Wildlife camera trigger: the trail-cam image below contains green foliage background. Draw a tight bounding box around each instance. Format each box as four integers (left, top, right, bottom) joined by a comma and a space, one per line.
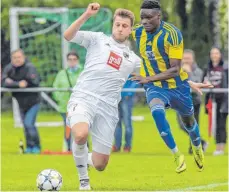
1, 0, 228, 70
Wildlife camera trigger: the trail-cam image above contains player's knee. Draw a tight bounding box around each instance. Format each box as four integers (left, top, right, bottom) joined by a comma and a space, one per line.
184, 122, 194, 129
94, 163, 107, 171
151, 108, 165, 119
92, 153, 109, 171
181, 116, 195, 129
72, 123, 89, 144
73, 131, 88, 144
93, 159, 108, 171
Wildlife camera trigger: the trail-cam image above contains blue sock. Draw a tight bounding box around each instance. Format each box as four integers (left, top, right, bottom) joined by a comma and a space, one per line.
183, 121, 201, 147
151, 105, 177, 151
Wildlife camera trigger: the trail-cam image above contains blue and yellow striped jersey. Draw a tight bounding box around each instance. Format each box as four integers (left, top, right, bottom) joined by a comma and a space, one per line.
132, 21, 188, 89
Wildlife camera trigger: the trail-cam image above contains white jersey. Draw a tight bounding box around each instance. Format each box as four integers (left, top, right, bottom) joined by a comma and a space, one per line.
70, 31, 141, 107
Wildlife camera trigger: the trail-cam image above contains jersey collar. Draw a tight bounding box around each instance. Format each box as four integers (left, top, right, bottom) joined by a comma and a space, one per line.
146, 20, 163, 36
110, 36, 129, 50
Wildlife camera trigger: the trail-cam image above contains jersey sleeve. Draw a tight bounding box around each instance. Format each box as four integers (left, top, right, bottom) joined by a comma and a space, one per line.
131, 24, 142, 42
70, 31, 102, 49
167, 29, 183, 59
131, 30, 136, 41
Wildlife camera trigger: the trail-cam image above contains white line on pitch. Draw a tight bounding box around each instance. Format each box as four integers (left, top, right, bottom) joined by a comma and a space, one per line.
170, 182, 228, 191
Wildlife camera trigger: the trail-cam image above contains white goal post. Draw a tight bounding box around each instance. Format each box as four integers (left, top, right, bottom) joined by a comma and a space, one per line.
10, 7, 69, 128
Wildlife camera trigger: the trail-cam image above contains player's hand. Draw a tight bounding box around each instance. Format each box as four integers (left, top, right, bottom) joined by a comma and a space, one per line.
85, 3, 100, 17
188, 81, 214, 95
129, 73, 149, 84
19, 80, 28, 88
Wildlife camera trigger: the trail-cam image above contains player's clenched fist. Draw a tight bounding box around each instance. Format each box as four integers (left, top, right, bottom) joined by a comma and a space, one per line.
85, 3, 100, 17
64, 2, 100, 41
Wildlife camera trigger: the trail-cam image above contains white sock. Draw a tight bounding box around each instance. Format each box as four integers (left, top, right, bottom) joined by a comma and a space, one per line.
87, 153, 94, 167
72, 141, 89, 180
171, 146, 179, 154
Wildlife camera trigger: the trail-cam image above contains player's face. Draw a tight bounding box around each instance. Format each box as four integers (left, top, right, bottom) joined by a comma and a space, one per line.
112, 16, 132, 42
67, 55, 79, 68
210, 48, 222, 66
140, 9, 160, 33
11, 51, 25, 67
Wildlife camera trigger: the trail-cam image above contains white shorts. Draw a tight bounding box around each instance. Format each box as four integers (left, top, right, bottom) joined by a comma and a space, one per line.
67, 91, 119, 155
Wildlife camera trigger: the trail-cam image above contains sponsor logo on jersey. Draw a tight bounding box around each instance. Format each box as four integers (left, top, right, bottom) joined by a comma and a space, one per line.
146, 51, 155, 60
147, 41, 152, 46
123, 52, 129, 59
107, 51, 123, 70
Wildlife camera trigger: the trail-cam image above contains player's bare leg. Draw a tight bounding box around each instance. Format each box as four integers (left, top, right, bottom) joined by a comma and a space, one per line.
150, 98, 186, 173
180, 115, 204, 171
72, 122, 91, 190
88, 151, 110, 171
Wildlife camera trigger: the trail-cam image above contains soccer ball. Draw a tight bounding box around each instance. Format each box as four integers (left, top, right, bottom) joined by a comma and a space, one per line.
36, 169, 63, 191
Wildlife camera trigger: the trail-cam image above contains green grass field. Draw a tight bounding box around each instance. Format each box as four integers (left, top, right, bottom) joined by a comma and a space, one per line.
1, 106, 228, 191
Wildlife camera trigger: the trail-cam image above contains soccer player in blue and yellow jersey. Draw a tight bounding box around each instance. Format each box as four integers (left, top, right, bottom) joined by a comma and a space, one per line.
131, 0, 207, 173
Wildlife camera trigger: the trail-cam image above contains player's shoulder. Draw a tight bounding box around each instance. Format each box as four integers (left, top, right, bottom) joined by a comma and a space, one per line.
132, 24, 144, 37
162, 21, 181, 33
97, 32, 110, 41
162, 21, 183, 45
92, 31, 106, 39
82, 31, 106, 41
133, 24, 143, 31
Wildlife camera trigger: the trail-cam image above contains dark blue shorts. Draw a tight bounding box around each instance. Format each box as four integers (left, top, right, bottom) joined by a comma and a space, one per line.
145, 81, 194, 116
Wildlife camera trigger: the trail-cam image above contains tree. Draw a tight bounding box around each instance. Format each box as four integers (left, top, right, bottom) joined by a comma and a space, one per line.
1, 30, 10, 69
188, 0, 212, 67
208, 0, 221, 48
218, 0, 228, 53
176, 0, 188, 31
176, 0, 188, 43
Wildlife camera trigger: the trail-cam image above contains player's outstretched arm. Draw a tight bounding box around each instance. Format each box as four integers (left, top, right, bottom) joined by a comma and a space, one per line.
64, 2, 100, 41
129, 59, 181, 83
188, 81, 213, 95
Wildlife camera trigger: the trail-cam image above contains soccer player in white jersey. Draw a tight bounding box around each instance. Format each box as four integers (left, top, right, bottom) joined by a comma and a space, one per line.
64, 3, 141, 190
64, 2, 213, 190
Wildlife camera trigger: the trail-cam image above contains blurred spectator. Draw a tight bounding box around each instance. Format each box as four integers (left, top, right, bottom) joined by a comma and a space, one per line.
177, 49, 208, 154
203, 47, 228, 155
1, 48, 41, 154
53, 51, 83, 151
112, 77, 139, 153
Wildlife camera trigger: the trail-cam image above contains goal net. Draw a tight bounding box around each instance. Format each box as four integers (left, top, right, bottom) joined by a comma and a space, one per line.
9, 7, 113, 128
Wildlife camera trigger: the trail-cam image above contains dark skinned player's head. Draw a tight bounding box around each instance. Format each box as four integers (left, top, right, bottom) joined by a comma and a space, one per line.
140, 0, 161, 33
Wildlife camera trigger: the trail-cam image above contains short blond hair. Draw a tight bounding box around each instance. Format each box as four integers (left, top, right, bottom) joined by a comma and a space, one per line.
113, 8, 135, 27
